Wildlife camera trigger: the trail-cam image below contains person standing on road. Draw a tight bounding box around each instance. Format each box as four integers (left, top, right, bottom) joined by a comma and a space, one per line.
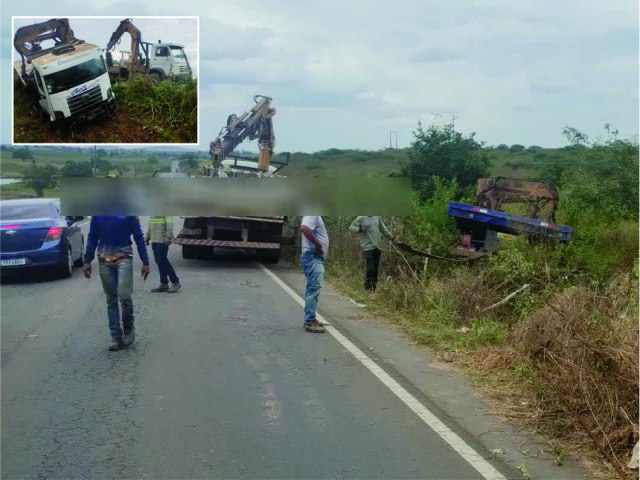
83, 216, 150, 352
145, 216, 181, 293
300, 216, 329, 333
349, 216, 395, 292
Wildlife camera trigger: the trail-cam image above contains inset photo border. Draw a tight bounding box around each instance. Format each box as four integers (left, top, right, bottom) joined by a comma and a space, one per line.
11, 16, 199, 146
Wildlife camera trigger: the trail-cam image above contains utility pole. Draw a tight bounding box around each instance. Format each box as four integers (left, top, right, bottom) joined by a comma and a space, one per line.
93, 145, 96, 176
390, 130, 398, 149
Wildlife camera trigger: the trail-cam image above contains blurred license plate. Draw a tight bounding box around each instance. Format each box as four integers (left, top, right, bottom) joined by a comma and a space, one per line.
181, 228, 201, 235
1, 258, 27, 266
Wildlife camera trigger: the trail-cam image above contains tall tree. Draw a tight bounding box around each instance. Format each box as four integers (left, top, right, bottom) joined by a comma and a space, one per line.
401, 122, 489, 200
23, 164, 57, 197
12, 148, 33, 162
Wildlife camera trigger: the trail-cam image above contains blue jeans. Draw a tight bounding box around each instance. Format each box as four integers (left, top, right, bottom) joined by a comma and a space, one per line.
98, 258, 134, 339
301, 250, 325, 324
152, 243, 179, 285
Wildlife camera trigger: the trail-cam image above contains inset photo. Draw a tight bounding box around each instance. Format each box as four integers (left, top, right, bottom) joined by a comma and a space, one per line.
12, 16, 198, 144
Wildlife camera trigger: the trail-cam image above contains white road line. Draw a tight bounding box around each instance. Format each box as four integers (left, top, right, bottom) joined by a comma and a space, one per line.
258, 263, 506, 480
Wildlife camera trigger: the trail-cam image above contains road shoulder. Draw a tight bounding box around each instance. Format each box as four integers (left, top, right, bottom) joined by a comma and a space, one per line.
267, 263, 590, 480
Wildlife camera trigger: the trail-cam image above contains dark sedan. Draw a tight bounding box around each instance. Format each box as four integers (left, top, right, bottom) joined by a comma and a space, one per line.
0, 198, 85, 278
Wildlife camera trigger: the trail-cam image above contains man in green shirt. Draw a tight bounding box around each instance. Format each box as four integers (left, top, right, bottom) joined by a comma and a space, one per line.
145, 216, 181, 293
349, 216, 395, 292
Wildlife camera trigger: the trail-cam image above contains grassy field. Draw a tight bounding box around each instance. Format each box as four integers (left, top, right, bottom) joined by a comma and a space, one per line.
277, 145, 581, 180
0, 144, 583, 199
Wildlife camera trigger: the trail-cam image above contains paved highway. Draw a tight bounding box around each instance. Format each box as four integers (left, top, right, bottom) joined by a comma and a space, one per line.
1, 219, 515, 479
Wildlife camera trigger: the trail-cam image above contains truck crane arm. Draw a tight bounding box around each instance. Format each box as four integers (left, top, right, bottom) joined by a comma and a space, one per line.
475, 177, 560, 223
106, 18, 145, 69
14, 18, 80, 76
209, 95, 276, 173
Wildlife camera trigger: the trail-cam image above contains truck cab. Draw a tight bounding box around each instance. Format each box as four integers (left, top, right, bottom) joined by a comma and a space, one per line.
147, 42, 192, 80
15, 42, 115, 123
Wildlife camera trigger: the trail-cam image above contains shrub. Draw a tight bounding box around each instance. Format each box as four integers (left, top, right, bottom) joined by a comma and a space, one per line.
512, 277, 638, 475
401, 122, 490, 200
113, 77, 197, 143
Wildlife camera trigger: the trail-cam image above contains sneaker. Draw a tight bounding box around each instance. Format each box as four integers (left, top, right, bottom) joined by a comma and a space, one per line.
109, 337, 124, 351
168, 283, 182, 293
151, 285, 169, 293
122, 326, 135, 347
304, 320, 325, 333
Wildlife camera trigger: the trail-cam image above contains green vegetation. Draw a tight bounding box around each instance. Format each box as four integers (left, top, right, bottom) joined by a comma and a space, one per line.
22, 163, 58, 197
285, 122, 637, 477
11, 147, 34, 161
0, 146, 205, 199
401, 122, 489, 200
113, 77, 197, 143
13, 73, 198, 143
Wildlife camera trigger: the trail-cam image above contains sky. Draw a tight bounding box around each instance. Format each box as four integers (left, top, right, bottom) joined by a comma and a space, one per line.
12, 17, 198, 76
1, 0, 638, 152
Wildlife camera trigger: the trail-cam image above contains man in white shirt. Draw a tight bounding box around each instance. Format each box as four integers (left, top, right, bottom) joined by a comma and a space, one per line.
299, 216, 329, 333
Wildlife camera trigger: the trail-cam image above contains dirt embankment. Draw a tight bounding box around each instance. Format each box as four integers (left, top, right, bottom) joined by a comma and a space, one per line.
13, 76, 197, 144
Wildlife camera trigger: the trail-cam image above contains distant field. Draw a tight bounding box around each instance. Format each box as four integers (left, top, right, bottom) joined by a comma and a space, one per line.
0, 144, 585, 200
0, 147, 185, 179
278, 146, 582, 180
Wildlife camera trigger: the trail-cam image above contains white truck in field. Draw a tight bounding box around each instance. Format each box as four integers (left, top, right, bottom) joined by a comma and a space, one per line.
13, 19, 116, 124
105, 19, 192, 83
175, 95, 293, 264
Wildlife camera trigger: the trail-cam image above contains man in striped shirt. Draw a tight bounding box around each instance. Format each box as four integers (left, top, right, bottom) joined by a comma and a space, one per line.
145, 216, 181, 293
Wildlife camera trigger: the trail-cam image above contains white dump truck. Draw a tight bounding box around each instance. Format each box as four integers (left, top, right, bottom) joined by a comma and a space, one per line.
13, 18, 116, 124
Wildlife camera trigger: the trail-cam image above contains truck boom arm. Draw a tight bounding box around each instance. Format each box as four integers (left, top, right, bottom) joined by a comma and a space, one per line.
106, 18, 146, 72
14, 18, 79, 76
209, 95, 276, 173
475, 177, 560, 222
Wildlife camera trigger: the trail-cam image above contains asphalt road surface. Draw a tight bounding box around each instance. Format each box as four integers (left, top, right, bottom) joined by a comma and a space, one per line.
1, 220, 511, 479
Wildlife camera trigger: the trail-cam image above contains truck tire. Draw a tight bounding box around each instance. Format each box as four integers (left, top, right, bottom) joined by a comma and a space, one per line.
182, 245, 197, 259
257, 249, 280, 264
199, 246, 214, 260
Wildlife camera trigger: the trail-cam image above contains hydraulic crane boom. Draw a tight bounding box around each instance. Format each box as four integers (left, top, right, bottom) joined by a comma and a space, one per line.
13, 18, 80, 76
209, 95, 276, 174
106, 18, 147, 77
475, 177, 560, 222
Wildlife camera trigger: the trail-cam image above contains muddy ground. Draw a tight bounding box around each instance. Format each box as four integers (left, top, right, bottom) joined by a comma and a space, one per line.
13, 80, 196, 144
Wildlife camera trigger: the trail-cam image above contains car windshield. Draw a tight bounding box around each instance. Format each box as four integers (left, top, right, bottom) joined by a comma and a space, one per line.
43, 56, 106, 95
1, 204, 54, 220
170, 46, 186, 59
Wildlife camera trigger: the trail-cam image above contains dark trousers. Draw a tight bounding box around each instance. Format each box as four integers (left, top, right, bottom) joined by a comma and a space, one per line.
363, 248, 381, 291
152, 243, 179, 285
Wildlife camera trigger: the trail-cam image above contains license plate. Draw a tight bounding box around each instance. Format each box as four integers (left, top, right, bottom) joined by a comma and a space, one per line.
181, 228, 201, 235
1, 258, 27, 266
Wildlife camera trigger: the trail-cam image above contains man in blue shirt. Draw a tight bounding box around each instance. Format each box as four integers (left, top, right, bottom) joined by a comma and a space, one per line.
83, 216, 150, 351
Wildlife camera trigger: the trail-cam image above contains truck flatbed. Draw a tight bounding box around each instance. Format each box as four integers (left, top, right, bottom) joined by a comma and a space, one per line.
448, 202, 572, 242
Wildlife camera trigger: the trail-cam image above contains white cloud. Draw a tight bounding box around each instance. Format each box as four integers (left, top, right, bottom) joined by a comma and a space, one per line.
1, 0, 637, 151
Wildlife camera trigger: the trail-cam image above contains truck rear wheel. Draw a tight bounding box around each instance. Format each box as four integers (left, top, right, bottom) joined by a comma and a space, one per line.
257, 249, 280, 264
